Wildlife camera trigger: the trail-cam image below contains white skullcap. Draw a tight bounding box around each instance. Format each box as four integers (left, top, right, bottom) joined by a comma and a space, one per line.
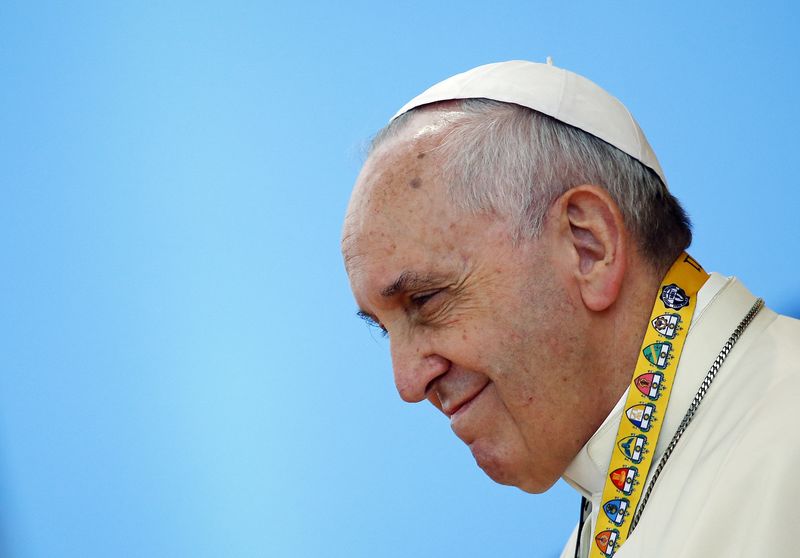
392, 60, 667, 186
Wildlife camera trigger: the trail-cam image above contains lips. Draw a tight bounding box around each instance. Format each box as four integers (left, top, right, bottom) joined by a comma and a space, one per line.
444, 381, 490, 420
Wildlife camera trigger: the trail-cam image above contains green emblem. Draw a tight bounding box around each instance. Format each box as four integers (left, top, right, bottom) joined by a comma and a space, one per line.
643, 341, 672, 369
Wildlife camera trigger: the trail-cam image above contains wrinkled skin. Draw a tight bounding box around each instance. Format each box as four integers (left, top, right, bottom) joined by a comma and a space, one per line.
342, 111, 655, 493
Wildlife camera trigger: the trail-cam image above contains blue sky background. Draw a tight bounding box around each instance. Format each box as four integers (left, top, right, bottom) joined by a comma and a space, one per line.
1, 2, 798, 557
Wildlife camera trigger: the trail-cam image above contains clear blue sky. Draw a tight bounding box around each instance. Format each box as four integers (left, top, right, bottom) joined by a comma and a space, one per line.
1, 2, 798, 557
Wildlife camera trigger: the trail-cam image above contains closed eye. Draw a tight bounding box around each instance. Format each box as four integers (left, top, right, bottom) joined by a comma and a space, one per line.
410, 289, 441, 308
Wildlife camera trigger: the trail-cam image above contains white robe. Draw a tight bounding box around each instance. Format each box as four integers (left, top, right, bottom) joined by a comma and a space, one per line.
559, 274, 800, 558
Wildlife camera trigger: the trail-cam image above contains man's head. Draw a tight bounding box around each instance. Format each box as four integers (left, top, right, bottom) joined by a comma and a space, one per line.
341, 61, 691, 493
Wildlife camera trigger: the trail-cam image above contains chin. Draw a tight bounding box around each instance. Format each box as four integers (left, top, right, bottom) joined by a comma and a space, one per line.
514, 475, 559, 494
469, 440, 558, 494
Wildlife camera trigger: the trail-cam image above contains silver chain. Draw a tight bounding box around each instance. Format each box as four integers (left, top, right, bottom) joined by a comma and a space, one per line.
628, 297, 764, 534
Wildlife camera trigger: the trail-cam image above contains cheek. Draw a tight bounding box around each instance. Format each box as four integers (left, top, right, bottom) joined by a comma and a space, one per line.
482, 306, 579, 413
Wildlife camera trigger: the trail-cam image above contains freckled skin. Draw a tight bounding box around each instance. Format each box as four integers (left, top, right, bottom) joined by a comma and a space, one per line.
342, 110, 656, 493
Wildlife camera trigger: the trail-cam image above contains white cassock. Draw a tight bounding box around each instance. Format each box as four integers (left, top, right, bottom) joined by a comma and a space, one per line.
560, 273, 800, 558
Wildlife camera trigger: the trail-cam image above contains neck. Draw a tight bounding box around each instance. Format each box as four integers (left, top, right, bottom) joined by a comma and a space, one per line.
586, 260, 663, 437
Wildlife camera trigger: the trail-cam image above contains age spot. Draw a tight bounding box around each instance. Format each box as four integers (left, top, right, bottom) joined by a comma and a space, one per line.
409, 177, 422, 189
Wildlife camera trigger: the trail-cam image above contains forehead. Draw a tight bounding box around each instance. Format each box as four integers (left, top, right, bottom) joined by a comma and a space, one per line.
342, 116, 508, 298
342, 133, 455, 283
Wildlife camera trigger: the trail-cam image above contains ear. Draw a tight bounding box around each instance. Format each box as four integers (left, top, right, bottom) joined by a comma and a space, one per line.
550, 185, 627, 312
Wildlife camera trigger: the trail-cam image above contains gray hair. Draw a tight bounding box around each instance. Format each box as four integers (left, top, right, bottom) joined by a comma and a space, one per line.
370, 99, 692, 273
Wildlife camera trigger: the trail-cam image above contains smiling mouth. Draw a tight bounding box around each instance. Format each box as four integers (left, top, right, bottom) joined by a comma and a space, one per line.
447, 382, 490, 421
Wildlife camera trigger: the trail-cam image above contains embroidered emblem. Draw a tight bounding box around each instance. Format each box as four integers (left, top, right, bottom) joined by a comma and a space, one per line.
618, 434, 647, 464
660, 283, 689, 309
651, 313, 680, 338
626, 403, 656, 432
603, 498, 630, 526
643, 342, 672, 369
634, 372, 664, 400
595, 529, 619, 557
609, 466, 638, 495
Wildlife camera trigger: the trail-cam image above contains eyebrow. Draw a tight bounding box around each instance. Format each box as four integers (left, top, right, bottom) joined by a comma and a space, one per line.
380, 270, 442, 298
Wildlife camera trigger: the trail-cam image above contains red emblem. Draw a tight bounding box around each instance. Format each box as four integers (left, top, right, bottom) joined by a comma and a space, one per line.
609, 466, 637, 495
634, 371, 664, 400
595, 529, 619, 556
634, 373, 654, 394
595, 531, 611, 550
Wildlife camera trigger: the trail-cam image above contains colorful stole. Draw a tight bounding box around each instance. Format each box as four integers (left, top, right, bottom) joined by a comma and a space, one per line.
589, 253, 708, 557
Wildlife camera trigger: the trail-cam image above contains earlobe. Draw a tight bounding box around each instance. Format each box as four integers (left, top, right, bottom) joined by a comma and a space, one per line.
558, 186, 627, 312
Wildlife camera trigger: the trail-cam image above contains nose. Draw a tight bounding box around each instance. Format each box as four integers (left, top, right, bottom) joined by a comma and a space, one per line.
390, 333, 450, 403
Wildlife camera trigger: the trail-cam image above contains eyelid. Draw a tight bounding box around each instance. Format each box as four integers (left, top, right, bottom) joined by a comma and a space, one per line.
410, 289, 442, 307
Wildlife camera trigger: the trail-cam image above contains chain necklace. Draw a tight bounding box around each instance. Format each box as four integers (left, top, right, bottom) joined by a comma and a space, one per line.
627, 297, 764, 533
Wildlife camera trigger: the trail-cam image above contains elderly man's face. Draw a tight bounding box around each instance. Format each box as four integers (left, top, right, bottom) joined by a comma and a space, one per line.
342, 114, 600, 493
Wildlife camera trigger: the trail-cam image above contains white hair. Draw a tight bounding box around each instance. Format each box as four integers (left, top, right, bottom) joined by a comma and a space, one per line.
370, 99, 692, 273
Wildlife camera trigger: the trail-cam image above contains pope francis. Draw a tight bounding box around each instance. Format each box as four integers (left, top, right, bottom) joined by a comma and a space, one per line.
341, 60, 800, 557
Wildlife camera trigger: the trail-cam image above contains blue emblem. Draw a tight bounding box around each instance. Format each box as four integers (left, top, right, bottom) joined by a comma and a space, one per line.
660, 284, 689, 310
603, 498, 630, 526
